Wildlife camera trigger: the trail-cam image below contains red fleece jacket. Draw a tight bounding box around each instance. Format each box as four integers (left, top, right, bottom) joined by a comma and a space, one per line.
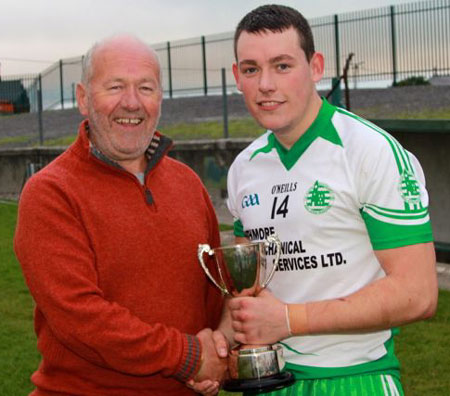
14, 122, 223, 396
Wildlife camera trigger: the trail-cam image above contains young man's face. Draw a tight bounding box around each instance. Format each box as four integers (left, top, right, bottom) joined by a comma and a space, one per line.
233, 27, 324, 144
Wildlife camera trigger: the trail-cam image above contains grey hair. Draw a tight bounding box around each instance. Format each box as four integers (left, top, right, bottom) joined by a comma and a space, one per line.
80, 34, 162, 88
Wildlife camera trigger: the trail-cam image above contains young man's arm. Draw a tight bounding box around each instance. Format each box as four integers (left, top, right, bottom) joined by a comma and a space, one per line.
229, 242, 438, 344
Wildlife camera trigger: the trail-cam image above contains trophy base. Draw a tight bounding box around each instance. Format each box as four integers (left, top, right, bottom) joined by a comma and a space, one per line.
222, 371, 295, 393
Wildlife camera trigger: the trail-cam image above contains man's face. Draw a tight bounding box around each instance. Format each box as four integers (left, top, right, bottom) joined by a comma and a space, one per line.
233, 27, 323, 143
77, 40, 162, 164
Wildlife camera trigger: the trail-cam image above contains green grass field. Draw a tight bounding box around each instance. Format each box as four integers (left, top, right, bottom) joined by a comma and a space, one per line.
0, 201, 40, 396
1, 201, 449, 395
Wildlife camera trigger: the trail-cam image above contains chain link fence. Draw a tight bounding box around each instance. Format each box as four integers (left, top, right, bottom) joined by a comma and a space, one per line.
1, 0, 449, 141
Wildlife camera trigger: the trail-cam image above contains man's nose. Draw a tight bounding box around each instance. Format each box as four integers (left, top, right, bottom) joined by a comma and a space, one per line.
258, 69, 276, 93
120, 87, 141, 110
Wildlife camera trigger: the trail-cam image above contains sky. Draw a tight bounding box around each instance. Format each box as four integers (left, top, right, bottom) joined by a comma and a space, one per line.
1, 0, 415, 76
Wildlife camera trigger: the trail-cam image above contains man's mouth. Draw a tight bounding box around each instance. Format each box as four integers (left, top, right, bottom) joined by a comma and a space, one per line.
257, 100, 284, 110
114, 118, 143, 125
260, 101, 279, 106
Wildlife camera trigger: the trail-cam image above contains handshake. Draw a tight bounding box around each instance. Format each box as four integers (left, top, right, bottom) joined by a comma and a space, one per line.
185, 328, 230, 396
185, 289, 293, 395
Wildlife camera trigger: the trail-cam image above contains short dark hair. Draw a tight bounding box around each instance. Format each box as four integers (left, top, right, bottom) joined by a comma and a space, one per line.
234, 4, 315, 61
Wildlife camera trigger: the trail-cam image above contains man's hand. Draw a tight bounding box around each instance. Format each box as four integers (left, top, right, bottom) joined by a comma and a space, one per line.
187, 328, 228, 394
186, 379, 220, 396
229, 289, 290, 345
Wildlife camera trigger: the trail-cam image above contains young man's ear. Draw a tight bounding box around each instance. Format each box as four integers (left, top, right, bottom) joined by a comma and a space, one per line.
310, 52, 325, 83
76, 83, 89, 117
232, 63, 242, 92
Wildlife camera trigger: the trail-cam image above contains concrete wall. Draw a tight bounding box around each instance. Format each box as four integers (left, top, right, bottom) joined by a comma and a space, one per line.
0, 121, 449, 243
0, 147, 63, 199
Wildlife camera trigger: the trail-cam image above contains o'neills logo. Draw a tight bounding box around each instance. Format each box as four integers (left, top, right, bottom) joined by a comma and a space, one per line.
304, 181, 334, 214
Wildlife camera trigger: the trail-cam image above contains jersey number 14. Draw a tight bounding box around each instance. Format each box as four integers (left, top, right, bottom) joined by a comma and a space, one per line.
271, 195, 290, 219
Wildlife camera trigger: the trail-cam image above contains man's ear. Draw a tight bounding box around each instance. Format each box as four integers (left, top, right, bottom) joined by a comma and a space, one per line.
76, 83, 89, 116
232, 63, 242, 92
310, 52, 325, 83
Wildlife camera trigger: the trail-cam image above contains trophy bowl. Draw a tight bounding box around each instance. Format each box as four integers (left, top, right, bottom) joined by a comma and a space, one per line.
198, 234, 295, 393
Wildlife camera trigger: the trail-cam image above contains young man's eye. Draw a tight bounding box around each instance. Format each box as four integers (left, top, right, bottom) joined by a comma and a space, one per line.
277, 63, 290, 71
242, 67, 258, 75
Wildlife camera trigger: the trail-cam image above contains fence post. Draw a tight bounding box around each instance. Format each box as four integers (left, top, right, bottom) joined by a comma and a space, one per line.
59, 59, 64, 110
329, 77, 342, 107
71, 83, 76, 108
334, 14, 341, 78
201, 36, 208, 95
37, 74, 44, 145
390, 5, 398, 86
167, 41, 173, 98
221, 68, 229, 139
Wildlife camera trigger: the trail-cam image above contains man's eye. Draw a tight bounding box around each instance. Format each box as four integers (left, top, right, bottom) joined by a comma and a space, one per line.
243, 67, 257, 75
277, 63, 290, 71
140, 86, 154, 92
108, 85, 121, 91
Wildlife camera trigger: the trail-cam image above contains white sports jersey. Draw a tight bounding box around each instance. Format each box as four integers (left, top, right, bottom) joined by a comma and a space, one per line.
227, 99, 432, 379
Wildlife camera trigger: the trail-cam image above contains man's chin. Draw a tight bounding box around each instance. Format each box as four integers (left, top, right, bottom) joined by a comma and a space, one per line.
255, 121, 285, 133
250, 112, 283, 131
112, 138, 150, 155
106, 146, 146, 161
116, 149, 145, 159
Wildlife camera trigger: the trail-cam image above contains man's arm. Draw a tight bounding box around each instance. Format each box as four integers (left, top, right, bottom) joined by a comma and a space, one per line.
229, 242, 438, 344
14, 176, 216, 382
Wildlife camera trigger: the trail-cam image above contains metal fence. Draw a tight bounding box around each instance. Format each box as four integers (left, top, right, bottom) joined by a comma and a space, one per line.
0, 0, 449, 117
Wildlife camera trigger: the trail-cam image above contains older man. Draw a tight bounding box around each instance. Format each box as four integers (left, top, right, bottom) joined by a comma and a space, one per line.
15, 35, 226, 396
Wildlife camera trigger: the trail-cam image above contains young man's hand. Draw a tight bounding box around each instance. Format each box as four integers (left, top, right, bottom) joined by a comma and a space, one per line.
229, 289, 290, 344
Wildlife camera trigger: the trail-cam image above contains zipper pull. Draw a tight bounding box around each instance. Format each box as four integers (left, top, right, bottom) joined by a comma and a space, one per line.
144, 187, 154, 205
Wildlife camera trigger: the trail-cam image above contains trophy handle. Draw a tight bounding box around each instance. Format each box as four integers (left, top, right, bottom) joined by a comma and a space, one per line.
198, 244, 230, 295
260, 234, 281, 289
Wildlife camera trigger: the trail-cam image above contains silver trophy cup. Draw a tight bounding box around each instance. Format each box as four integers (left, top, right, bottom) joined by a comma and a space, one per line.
198, 234, 295, 393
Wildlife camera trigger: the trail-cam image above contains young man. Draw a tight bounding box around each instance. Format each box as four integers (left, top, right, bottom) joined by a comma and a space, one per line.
226, 5, 438, 395
14, 35, 227, 396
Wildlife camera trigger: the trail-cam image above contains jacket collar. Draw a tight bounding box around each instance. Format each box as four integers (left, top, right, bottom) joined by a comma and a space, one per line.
70, 119, 173, 174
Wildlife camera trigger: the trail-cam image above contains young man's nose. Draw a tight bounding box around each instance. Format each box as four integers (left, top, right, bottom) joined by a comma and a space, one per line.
258, 69, 276, 93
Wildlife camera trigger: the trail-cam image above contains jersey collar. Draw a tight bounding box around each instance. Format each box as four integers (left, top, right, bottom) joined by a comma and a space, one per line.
250, 98, 342, 170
